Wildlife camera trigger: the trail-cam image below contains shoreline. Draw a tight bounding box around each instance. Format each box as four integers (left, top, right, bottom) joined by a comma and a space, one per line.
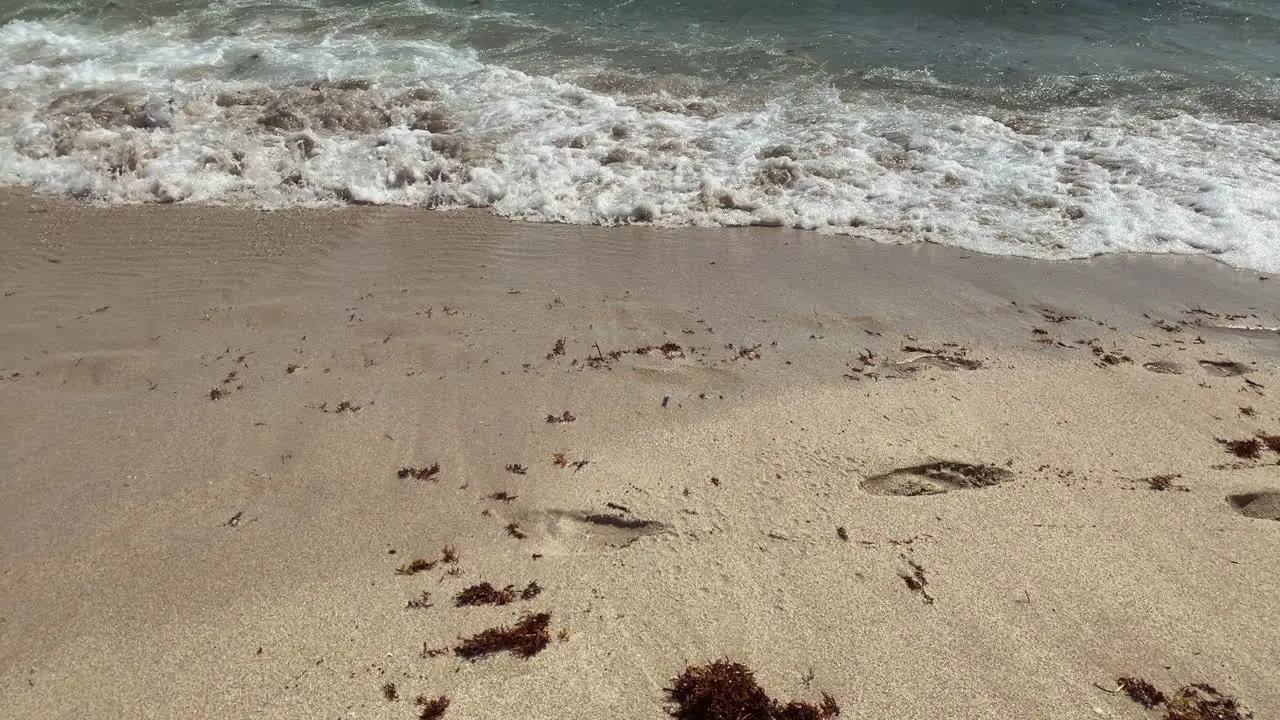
6, 188, 1276, 276
1, 188, 1277, 719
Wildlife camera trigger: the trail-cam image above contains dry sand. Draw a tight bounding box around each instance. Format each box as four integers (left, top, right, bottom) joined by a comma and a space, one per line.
0, 188, 1277, 719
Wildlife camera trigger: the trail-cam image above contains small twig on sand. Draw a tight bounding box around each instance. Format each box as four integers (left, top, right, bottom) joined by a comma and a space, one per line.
593, 342, 605, 361
1092, 682, 1122, 694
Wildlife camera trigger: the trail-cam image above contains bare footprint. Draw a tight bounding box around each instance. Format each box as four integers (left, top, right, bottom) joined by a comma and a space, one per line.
1200, 359, 1252, 377
1143, 361, 1183, 375
505, 507, 672, 550
897, 355, 983, 372
861, 462, 1013, 497
1228, 491, 1280, 521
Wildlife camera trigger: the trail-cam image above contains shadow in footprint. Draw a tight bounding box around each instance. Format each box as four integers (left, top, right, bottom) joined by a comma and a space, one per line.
862, 462, 1013, 497
544, 508, 672, 548
1200, 359, 1251, 377
1228, 491, 1280, 521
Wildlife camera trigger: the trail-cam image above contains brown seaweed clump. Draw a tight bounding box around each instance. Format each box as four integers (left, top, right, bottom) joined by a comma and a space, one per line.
454, 612, 551, 660
1113, 677, 1251, 720
1219, 438, 1262, 459
399, 463, 441, 481
1166, 684, 1252, 720
416, 695, 451, 720
666, 660, 840, 720
1257, 434, 1280, 454
453, 581, 541, 607
1118, 676, 1167, 708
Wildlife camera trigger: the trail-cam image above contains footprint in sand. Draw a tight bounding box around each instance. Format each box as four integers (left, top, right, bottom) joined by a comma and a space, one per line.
1228, 491, 1280, 521
1199, 359, 1252, 377
1142, 361, 1184, 375
505, 507, 673, 551
861, 462, 1013, 497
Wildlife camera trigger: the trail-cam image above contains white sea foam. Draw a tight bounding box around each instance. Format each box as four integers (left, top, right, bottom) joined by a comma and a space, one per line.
2, 16, 1279, 271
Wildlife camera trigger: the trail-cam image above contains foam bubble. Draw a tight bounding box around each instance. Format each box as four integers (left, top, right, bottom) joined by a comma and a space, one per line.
1, 15, 1279, 272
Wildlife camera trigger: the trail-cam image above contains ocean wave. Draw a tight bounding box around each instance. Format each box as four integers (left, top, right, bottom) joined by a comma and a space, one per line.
1, 17, 1279, 272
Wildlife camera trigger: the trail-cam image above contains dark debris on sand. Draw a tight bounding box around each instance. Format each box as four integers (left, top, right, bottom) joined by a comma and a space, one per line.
454, 581, 542, 607
416, 695, 451, 720
406, 591, 434, 610
1166, 684, 1252, 720
396, 545, 457, 575
396, 558, 438, 576
1218, 439, 1262, 460
898, 556, 935, 604
546, 338, 566, 360
454, 612, 551, 660
666, 660, 840, 720
1114, 677, 1252, 720
1119, 676, 1167, 708
1138, 474, 1189, 492
1257, 434, 1280, 454
399, 463, 441, 481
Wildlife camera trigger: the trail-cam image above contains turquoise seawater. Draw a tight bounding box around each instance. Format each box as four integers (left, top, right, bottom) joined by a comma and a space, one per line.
1, 0, 1278, 268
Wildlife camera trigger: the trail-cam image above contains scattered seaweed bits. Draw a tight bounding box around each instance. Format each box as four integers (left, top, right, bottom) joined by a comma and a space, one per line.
505, 463, 528, 475
1219, 438, 1262, 459
546, 338, 566, 360
382, 682, 398, 701
416, 695, 451, 720
665, 660, 840, 720
637, 343, 685, 358
552, 452, 569, 467
455, 582, 517, 607
1118, 677, 1167, 709
396, 558, 438, 576
441, 545, 458, 564
489, 491, 517, 502
546, 410, 577, 424
1140, 474, 1187, 492
521, 581, 542, 600
505, 522, 528, 539
209, 388, 225, 401
399, 463, 441, 481
898, 556, 934, 604
454, 612, 551, 660
836, 527, 849, 542
406, 591, 433, 610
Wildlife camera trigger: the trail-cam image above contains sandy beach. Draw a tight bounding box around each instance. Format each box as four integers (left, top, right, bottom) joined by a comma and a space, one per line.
0, 188, 1277, 719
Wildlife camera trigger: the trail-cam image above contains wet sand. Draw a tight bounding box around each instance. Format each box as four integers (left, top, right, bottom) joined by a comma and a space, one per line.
1, 189, 1277, 719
